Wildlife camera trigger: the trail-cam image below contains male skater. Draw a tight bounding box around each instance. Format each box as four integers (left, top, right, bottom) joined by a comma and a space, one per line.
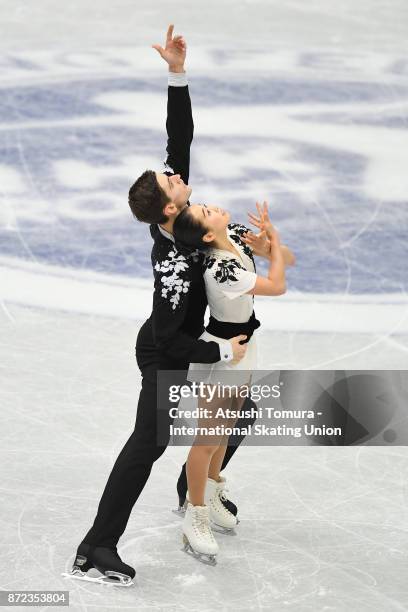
64, 24, 261, 586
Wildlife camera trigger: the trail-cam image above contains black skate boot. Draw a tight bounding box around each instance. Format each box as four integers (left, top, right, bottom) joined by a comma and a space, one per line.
62, 542, 135, 587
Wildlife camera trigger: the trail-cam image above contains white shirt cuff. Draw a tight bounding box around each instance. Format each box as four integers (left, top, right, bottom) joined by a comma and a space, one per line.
219, 341, 233, 362
168, 71, 188, 87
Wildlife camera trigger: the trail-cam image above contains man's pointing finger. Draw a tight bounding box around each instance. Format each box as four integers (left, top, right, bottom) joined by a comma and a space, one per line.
166, 24, 174, 43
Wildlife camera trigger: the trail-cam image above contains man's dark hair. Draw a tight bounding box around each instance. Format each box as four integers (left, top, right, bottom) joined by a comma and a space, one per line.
173, 207, 212, 251
128, 169, 171, 224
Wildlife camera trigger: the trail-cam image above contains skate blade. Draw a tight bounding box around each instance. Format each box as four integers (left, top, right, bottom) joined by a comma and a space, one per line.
172, 500, 188, 517
181, 535, 217, 566
172, 506, 187, 517
211, 522, 237, 536
61, 569, 134, 587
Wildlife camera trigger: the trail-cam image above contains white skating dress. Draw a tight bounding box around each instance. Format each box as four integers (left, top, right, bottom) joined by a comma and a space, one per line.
187, 223, 260, 386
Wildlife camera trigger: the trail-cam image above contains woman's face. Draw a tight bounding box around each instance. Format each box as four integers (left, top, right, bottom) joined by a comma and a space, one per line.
188, 204, 230, 240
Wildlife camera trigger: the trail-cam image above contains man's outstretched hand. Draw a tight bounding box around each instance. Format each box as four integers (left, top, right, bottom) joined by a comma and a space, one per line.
152, 24, 186, 70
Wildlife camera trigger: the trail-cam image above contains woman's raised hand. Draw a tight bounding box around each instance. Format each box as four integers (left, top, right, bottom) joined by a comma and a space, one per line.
241, 229, 270, 257
248, 201, 280, 246
152, 24, 187, 68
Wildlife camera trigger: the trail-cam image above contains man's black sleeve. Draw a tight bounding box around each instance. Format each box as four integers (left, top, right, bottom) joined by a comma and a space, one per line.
151, 79, 227, 364
162, 83, 193, 184
151, 80, 222, 363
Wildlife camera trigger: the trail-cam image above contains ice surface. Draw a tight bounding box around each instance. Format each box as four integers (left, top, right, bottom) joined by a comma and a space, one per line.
1, 304, 408, 611
1, 1, 408, 609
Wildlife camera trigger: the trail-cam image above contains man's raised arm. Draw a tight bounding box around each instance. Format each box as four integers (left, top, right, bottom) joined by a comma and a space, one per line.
152, 24, 193, 184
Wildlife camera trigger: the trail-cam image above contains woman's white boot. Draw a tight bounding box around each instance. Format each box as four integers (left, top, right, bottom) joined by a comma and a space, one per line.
205, 476, 238, 533
182, 503, 219, 565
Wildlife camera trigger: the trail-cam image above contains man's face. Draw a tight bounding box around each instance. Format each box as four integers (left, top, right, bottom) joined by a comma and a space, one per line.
155, 172, 192, 214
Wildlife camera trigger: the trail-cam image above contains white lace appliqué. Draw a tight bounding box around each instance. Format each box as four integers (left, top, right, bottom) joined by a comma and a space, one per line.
155, 249, 191, 310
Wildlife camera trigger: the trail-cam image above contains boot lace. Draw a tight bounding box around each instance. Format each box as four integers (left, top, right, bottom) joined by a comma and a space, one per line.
193, 510, 215, 541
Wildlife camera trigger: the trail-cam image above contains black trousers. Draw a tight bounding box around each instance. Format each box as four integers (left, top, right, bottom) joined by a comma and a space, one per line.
82, 354, 258, 549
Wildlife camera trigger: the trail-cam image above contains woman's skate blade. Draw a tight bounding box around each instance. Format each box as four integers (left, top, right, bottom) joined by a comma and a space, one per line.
182, 534, 217, 566
61, 568, 134, 587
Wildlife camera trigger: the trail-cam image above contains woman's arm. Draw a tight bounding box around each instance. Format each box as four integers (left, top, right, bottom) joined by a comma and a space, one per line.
246, 239, 286, 296
245, 201, 287, 296
280, 244, 296, 267
241, 232, 296, 267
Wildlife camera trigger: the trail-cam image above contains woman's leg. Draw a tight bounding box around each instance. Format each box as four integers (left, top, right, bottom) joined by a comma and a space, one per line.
207, 387, 249, 481
186, 386, 232, 506
207, 422, 236, 481
186, 444, 220, 506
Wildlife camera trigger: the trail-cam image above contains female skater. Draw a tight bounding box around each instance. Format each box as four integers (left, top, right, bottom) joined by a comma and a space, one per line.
173, 201, 295, 564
